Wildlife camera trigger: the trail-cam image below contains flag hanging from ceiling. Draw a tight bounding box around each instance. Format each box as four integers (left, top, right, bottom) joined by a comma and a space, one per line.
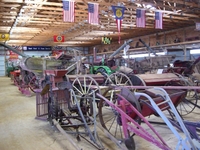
136, 9, 145, 28
53, 35, 65, 42
196, 22, 200, 30
63, 0, 75, 22
0, 34, 9, 41
112, 5, 125, 44
88, 3, 99, 25
155, 11, 163, 29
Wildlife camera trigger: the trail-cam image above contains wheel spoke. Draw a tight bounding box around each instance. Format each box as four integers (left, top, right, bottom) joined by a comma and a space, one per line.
72, 75, 101, 116
119, 75, 123, 84
86, 79, 93, 95
83, 76, 86, 94
73, 85, 83, 96
76, 77, 84, 94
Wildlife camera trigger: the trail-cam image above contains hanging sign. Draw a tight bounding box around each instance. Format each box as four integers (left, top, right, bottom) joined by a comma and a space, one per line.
53, 35, 65, 42
23, 46, 52, 51
102, 37, 112, 44
0, 34, 10, 41
112, 6, 125, 44
112, 6, 125, 20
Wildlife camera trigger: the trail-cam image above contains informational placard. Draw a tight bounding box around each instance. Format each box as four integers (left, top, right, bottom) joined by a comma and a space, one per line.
23, 46, 52, 51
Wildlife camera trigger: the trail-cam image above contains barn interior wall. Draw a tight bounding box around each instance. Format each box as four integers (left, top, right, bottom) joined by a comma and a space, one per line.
89, 26, 200, 55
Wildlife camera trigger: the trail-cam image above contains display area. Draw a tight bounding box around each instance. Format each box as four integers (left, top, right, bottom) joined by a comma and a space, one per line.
1, 0, 200, 150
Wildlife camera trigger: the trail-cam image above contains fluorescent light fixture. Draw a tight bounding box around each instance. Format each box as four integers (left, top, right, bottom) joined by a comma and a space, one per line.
146, 4, 152, 8
190, 49, 200, 54
123, 52, 165, 58
123, 54, 150, 58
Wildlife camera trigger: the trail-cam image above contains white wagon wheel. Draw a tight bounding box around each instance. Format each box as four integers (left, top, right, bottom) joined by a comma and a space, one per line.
71, 75, 101, 116
104, 72, 133, 86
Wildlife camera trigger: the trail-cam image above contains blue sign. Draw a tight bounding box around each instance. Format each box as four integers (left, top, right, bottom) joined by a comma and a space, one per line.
112, 6, 125, 20
23, 46, 52, 51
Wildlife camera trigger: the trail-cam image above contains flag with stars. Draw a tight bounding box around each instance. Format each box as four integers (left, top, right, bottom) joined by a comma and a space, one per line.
155, 11, 163, 29
112, 5, 125, 43
63, 0, 75, 22
136, 9, 145, 28
88, 3, 99, 25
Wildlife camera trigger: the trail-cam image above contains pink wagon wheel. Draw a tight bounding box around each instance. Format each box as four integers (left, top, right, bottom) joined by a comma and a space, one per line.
98, 87, 142, 150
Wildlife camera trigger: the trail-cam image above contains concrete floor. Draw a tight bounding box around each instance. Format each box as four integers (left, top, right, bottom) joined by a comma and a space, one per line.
0, 76, 200, 150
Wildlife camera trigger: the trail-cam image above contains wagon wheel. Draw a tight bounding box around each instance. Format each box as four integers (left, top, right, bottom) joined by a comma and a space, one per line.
47, 96, 61, 125
28, 73, 39, 93
128, 74, 146, 92
21, 70, 39, 92
72, 75, 101, 116
165, 75, 198, 116
104, 72, 133, 86
98, 87, 141, 150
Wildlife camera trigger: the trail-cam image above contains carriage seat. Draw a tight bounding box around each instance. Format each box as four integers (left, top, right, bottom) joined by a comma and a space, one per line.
145, 88, 166, 98
120, 87, 141, 111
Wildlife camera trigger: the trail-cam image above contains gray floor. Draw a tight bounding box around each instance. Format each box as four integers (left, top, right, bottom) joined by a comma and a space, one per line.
0, 76, 199, 150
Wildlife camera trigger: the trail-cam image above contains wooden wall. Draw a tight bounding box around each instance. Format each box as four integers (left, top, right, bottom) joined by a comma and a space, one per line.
88, 26, 200, 55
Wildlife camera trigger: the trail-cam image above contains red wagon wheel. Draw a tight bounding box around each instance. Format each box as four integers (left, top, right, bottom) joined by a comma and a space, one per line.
165, 74, 198, 116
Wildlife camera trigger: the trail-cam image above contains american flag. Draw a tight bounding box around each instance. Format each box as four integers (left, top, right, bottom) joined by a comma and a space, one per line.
196, 22, 200, 30
63, 0, 75, 22
136, 9, 145, 28
155, 11, 163, 29
88, 3, 99, 25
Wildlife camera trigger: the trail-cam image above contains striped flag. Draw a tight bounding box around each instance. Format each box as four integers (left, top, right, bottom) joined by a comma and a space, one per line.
136, 9, 145, 28
63, 0, 75, 22
155, 11, 163, 29
196, 22, 200, 30
88, 3, 99, 25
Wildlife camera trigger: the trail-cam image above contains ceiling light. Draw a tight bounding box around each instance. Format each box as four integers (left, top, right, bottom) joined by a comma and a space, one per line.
136, 3, 142, 7
123, 52, 165, 58
190, 49, 200, 54
146, 4, 152, 8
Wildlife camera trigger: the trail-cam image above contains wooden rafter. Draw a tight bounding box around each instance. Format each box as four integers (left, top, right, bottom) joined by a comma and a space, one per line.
0, 0, 199, 46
